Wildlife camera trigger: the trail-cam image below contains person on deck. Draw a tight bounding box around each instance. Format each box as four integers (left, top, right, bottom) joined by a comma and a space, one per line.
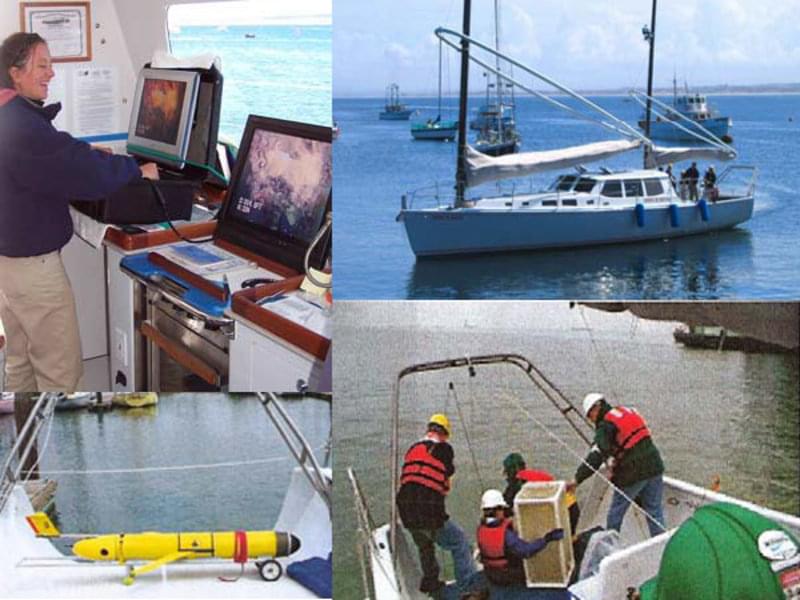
703, 166, 718, 201
501, 452, 580, 534
685, 162, 700, 201
476, 489, 566, 599
0, 33, 158, 391
396, 413, 475, 594
568, 393, 665, 537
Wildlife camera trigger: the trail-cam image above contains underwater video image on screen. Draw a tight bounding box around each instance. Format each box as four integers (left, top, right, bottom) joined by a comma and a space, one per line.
231, 129, 332, 243
134, 79, 188, 145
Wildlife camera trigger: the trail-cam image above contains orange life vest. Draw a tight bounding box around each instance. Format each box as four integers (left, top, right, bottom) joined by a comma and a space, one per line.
516, 469, 554, 483
477, 518, 511, 570
400, 440, 450, 495
603, 406, 651, 457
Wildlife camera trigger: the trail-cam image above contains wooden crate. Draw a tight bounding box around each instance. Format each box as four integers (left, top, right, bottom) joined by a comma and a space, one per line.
513, 480, 574, 587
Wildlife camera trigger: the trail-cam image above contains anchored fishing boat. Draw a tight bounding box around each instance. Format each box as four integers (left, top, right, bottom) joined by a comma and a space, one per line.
0, 392, 332, 597
397, 0, 755, 258
348, 353, 800, 599
637, 78, 732, 143
472, 0, 520, 157
380, 84, 413, 121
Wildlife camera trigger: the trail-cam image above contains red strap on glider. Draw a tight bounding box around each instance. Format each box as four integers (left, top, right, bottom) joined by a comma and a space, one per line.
233, 530, 248, 564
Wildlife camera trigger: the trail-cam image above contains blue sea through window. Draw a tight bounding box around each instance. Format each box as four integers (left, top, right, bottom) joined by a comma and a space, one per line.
167, 7, 331, 147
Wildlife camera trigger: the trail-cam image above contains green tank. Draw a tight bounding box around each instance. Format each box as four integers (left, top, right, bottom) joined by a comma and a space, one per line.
639, 502, 800, 599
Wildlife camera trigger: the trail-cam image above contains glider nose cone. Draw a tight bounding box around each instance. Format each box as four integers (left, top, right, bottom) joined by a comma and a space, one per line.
290, 533, 301, 554
73, 535, 117, 561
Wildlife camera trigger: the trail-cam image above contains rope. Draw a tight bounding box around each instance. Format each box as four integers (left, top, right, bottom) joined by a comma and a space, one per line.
450, 381, 485, 491
504, 392, 667, 535
578, 306, 621, 403
26, 449, 326, 477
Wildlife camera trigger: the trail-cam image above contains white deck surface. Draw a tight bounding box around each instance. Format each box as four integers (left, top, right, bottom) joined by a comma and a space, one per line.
0, 468, 331, 598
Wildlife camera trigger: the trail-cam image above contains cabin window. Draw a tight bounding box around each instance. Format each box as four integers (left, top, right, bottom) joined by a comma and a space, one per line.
562, 199, 578, 206
542, 200, 557, 206
644, 178, 664, 196
573, 178, 597, 193
166, 1, 332, 143
601, 181, 623, 197
553, 175, 577, 191
623, 180, 644, 198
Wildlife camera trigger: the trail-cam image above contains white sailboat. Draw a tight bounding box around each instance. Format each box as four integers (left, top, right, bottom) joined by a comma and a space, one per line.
397, 0, 756, 258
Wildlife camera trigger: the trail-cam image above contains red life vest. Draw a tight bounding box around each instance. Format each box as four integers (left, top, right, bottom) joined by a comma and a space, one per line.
603, 406, 651, 457
400, 440, 450, 495
516, 469, 554, 483
477, 518, 511, 570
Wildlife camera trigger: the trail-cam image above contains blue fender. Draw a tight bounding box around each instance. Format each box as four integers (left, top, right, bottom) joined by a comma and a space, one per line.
669, 203, 680, 228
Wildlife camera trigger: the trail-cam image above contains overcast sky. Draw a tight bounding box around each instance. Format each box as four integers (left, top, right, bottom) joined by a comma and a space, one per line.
334, 0, 800, 97
169, 0, 331, 26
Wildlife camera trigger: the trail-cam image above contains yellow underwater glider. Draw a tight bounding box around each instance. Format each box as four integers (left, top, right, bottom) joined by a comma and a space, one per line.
26, 512, 301, 585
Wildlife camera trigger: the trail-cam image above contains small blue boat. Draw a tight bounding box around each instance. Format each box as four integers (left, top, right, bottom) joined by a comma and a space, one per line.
379, 84, 412, 120
411, 118, 458, 141
639, 80, 733, 143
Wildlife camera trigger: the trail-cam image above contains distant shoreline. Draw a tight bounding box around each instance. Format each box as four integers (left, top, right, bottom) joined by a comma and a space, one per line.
335, 88, 800, 100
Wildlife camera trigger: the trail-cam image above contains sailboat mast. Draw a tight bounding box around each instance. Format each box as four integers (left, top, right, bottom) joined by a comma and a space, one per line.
437, 40, 443, 119
494, 0, 504, 138
455, 0, 472, 208
643, 0, 657, 168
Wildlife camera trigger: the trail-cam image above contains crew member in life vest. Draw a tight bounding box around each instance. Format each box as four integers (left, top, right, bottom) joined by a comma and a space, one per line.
501, 452, 581, 534
476, 489, 564, 591
569, 393, 665, 537
396, 413, 475, 595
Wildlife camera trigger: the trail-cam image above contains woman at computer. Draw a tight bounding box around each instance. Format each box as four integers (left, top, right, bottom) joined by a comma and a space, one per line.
0, 32, 158, 392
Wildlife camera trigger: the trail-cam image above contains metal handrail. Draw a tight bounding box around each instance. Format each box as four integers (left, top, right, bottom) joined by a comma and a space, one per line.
388, 353, 593, 578
0, 393, 58, 514
258, 392, 332, 513
715, 165, 759, 198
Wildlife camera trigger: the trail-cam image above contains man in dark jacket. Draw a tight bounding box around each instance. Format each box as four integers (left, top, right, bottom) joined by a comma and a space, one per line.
396, 413, 474, 594
0, 33, 156, 391
686, 162, 700, 201
570, 393, 665, 537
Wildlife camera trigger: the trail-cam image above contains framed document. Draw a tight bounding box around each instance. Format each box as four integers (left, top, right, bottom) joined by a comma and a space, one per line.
20, 2, 92, 63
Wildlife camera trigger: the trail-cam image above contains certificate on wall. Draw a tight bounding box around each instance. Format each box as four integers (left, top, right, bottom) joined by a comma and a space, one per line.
20, 2, 92, 63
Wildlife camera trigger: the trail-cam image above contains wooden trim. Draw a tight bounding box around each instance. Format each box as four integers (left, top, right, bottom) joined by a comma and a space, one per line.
147, 252, 227, 301
103, 221, 217, 251
140, 321, 219, 387
214, 238, 298, 278
20, 2, 92, 63
231, 276, 330, 361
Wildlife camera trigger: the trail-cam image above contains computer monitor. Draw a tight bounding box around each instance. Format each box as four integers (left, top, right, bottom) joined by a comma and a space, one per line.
126, 68, 200, 170
216, 115, 333, 273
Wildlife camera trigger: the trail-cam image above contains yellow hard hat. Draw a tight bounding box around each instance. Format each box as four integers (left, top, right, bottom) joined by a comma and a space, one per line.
428, 413, 451, 436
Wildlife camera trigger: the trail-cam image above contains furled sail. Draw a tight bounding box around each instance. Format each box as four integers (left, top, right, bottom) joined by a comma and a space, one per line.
465, 139, 641, 187
649, 145, 736, 168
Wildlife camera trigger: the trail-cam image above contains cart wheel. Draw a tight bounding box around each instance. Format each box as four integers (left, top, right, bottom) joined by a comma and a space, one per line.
257, 559, 282, 582
122, 576, 134, 586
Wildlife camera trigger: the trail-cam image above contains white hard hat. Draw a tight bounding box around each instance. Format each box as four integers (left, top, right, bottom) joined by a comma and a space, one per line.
480, 489, 507, 510
582, 393, 605, 416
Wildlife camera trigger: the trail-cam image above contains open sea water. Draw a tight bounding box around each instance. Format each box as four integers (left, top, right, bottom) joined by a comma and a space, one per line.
332, 302, 800, 597
171, 25, 332, 144
334, 94, 800, 299
0, 395, 329, 542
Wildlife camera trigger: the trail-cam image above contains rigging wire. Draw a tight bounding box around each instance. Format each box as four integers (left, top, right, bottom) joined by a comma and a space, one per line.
449, 381, 485, 491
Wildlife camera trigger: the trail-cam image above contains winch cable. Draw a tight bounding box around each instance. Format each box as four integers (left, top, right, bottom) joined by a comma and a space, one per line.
504, 390, 668, 535
449, 381, 485, 491
578, 305, 622, 408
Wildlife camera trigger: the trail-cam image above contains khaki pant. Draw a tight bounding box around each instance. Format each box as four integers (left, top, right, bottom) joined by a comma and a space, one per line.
0, 251, 83, 391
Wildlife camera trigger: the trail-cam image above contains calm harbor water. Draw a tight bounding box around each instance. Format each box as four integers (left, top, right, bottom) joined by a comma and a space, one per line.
171, 25, 332, 143
334, 94, 800, 299
0, 395, 329, 539
332, 302, 800, 597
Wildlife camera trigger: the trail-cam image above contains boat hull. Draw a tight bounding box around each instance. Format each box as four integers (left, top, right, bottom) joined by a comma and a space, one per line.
639, 116, 731, 141
400, 196, 754, 257
410, 123, 457, 141
379, 110, 412, 121
473, 139, 519, 156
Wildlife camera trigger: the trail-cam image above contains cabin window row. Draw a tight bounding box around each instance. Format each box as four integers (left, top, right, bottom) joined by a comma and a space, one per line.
601, 178, 664, 198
